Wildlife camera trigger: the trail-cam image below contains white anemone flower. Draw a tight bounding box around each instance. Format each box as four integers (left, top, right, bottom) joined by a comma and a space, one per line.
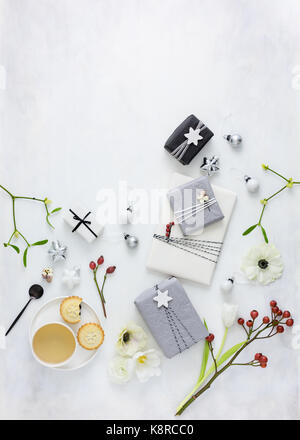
116, 322, 147, 357
241, 243, 283, 285
133, 349, 161, 383
108, 356, 134, 384
222, 303, 238, 328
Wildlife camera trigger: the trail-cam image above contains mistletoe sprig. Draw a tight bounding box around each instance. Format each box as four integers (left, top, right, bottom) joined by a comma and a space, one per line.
176, 300, 294, 416
243, 164, 300, 243
0, 184, 62, 267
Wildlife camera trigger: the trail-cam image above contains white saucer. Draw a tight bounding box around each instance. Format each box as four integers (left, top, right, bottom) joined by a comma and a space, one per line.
29, 296, 102, 370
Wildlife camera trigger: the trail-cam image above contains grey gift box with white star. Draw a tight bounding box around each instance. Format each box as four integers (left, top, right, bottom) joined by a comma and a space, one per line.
134, 277, 208, 358
164, 114, 214, 165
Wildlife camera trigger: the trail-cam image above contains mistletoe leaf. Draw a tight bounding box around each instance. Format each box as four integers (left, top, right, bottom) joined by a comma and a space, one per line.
50, 207, 62, 214
198, 340, 210, 383
46, 215, 54, 229
261, 226, 269, 243
8, 244, 20, 253
32, 239, 48, 247
23, 247, 29, 267
197, 319, 210, 382
242, 224, 258, 236
216, 341, 247, 367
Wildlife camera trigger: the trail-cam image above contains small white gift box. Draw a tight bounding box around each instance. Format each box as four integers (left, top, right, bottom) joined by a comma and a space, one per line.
63, 205, 104, 243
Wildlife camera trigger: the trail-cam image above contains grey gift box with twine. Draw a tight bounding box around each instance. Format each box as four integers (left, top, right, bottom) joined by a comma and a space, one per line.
134, 277, 208, 358
167, 176, 224, 236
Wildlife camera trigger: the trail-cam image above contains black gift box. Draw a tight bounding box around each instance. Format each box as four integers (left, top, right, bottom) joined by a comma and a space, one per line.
164, 114, 214, 165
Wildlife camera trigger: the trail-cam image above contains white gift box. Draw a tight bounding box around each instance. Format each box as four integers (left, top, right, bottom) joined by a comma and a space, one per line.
63, 205, 104, 243
146, 173, 237, 285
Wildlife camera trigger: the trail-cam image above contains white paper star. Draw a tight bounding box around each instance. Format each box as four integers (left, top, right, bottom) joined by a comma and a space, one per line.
62, 266, 80, 289
153, 289, 173, 308
184, 127, 203, 146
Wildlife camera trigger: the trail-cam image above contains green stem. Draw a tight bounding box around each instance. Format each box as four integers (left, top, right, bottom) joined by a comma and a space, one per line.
266, 167, 289, 182
265, 185, 287, 202
93, 271, 107, 318
14, 196, 45, 202
100, 274, 107, 303
17, 231, 30, 247
216, 327, 228, 361
258, 204, 266, 225
176, 324, 269, 416
0, 184, 14, 198
12, 198, 17, 230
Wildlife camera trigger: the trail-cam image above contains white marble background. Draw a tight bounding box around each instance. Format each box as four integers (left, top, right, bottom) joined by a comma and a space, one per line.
1, 0, 300, 420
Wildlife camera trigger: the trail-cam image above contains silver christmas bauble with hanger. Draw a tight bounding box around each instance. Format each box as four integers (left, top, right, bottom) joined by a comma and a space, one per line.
244, 175, 259, 193
220, 277, 234, 293
224, 134, 242, 147
124, 233, 139, 248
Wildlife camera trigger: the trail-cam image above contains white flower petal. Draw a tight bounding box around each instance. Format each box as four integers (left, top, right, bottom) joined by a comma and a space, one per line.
133, 349, 161, 383
108, 357, 133, 384
116, 322, 148, 357
241, 243, 283, 285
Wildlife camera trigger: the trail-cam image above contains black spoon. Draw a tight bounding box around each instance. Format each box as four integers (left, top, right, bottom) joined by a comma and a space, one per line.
5, 284, 44, 336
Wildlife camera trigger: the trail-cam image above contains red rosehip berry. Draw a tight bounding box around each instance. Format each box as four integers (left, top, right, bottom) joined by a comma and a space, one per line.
263, 316, 270, 324
270, 300, 277, 307
272, 306, 279, 314
238, 318, 245, 325
283, 311, 291, 318
246, 320, 253, 327
286, 319, 294, 327
97, 256, 104, 266
260, 363, 267, 368
89, 261, 96, 270
106, 265, 116, 274
205, 333, 214, 342
260, 355, 268, 363
171, 222, 175, 226
277, 310, 283, 316
250, 310, 259, 319
277, 325, 284, 333
254, 353, 262, 361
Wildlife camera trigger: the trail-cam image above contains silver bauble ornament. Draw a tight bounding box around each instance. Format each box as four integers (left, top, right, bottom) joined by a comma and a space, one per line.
244, 175, 259, 193
124, 233, 139, 248
224, 134, 242, 147
220, 277, 234, 293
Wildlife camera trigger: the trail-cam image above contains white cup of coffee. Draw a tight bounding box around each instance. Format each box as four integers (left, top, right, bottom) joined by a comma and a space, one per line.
31, 322, 77, 368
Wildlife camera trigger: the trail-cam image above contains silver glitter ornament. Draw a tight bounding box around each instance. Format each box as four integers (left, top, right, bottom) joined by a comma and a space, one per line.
200, 155, 219, 176
224, 134, 242, 147
220, 277, 234, 293
244, 175, 259, 193
124, 233, 139, 248
48, 240, 67, 262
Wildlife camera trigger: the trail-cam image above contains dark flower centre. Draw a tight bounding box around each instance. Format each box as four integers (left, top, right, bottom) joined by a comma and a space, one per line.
122, 331, 130, 343
258, 259, 269, 269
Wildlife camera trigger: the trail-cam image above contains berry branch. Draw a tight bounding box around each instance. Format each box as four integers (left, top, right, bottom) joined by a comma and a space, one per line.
0, 184, 61, 267
242, 164, 300, 243
89, 256, 116, 318
176, 301, 294, 416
